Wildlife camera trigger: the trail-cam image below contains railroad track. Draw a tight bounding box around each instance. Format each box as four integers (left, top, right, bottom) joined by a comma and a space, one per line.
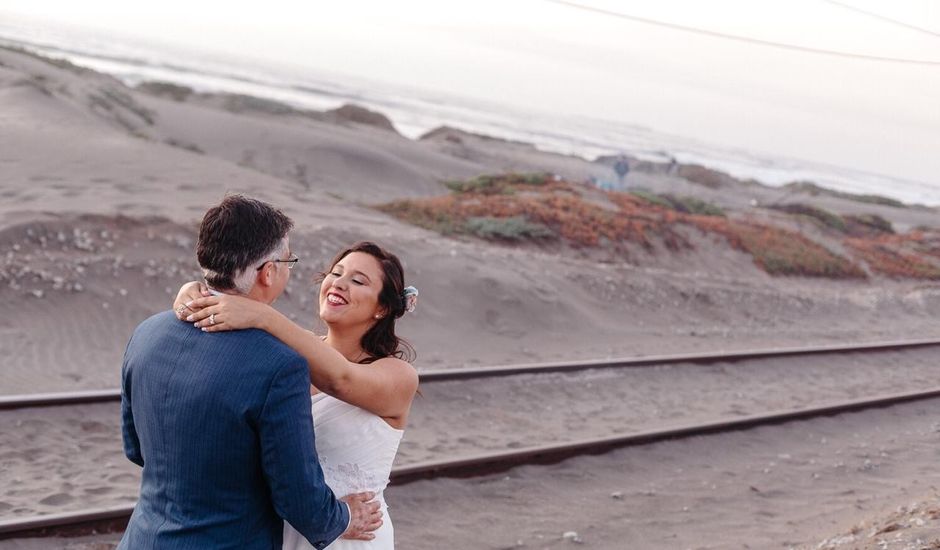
2, 338, 939, 410
4, 386, 940, 540
2, 339, 939, 540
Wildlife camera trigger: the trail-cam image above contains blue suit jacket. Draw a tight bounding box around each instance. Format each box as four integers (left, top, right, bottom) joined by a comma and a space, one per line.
119, 311, 348, 550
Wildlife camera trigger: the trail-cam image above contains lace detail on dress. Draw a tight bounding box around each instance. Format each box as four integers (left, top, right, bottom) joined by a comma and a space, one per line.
321, 460, 379, 498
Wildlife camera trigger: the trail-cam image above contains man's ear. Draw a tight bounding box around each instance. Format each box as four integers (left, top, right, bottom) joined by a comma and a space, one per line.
255, 264, 274, 288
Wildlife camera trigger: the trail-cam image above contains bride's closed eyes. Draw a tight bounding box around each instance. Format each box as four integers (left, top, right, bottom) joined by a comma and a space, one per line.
330, 269, 369, 285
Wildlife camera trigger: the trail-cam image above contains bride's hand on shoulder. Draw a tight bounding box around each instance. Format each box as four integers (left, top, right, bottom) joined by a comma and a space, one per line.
185, 294, 273, 333
173, 281, 211, 320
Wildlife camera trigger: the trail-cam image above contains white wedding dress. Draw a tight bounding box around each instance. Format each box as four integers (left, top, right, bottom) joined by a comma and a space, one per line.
283, 392, 403, 550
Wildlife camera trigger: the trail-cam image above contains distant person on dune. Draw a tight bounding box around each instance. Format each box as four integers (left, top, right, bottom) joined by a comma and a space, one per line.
614, 155, 630, 185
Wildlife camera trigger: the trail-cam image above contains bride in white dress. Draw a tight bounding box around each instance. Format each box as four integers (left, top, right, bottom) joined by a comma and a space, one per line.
176, 241, 419, 549
282, 390, 404, 549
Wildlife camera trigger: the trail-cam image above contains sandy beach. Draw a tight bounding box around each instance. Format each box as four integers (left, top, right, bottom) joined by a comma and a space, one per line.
2, 42, 940, 548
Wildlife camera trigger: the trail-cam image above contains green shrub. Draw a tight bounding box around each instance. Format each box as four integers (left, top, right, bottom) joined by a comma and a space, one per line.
444, 175, 501, 194
770, 203, 847, 232
443, 173, 550, 195
463, 216, 556, 241
783, 181, 906, 208
676, 164, 740, 189
845, 214, 894, 235
136, 81, 194, 102
662, 195, 725, 217
517, 172, 551, 186
631, 190, 724, 217
221, 94, 299, 116
630, 190, 672, 209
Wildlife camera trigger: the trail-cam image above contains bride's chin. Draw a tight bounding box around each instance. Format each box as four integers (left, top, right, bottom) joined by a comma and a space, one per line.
318, 309, 341, 324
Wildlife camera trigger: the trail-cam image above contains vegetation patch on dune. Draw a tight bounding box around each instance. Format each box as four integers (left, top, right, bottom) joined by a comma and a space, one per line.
845, 240, 940, 280
844, 214, 894, 236
381, 180, 684, 252
769, 203, 847, 232
463, 216, 555, 241
136, 81, 193, 102
769, 203, 894, 237
675, 164, 761, 189
378, 173, 871, 278
631, 190, 725, 217
766, 202, 940, 278
783, 181, 907, 208
844, 231, 940, 280
689, 216, 865, 278
738, 225, 864, 277
322, 104, 398, 132
443, 172, 552, 195
382, 173, 940, 280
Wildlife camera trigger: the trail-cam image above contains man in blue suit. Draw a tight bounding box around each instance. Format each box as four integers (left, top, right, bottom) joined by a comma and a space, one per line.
119, 195, 381, 549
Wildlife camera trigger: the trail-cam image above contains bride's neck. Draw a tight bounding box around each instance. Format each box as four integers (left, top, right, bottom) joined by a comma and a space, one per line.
324, 329, 368, 363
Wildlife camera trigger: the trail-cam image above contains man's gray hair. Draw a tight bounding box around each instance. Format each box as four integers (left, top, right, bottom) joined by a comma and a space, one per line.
204, 237, 289, 295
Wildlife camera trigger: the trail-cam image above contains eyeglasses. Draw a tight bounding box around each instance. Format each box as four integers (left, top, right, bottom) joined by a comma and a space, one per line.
256, 253, 299, 271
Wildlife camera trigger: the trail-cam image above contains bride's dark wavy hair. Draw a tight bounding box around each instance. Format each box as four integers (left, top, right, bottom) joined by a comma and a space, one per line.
317, 241, 416, 364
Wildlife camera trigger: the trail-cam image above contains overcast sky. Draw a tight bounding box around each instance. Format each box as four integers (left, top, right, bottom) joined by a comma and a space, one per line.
2, 0, 938, 184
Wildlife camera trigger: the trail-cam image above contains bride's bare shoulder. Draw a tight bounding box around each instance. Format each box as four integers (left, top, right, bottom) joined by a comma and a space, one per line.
369, 357, 418, 385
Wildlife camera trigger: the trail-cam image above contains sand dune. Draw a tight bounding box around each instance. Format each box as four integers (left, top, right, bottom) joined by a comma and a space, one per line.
4, 43, 940, 396
5, 211, 940, 394
132, 91, 487, 202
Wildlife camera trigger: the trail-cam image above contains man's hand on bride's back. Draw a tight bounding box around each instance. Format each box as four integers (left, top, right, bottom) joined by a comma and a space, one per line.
340, 492, 383, 541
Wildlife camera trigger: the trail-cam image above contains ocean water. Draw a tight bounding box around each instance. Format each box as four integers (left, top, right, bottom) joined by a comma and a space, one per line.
1, 17, 937, 207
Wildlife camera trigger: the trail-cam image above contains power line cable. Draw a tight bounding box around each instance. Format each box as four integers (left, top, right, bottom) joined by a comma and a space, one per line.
819, 0, 940, 40
545, 0, 940, 66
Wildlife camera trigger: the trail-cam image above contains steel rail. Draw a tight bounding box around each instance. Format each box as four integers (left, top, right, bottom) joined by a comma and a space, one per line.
414, 337, 940, 381
390, 386, 940, 482
0, 506, 132, 540
2, 338, 939, 411
3, 385, 940, 540
0, 389, 124, 410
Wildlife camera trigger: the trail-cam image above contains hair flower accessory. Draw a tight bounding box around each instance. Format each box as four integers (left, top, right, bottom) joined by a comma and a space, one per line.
402, 286, 419, 313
